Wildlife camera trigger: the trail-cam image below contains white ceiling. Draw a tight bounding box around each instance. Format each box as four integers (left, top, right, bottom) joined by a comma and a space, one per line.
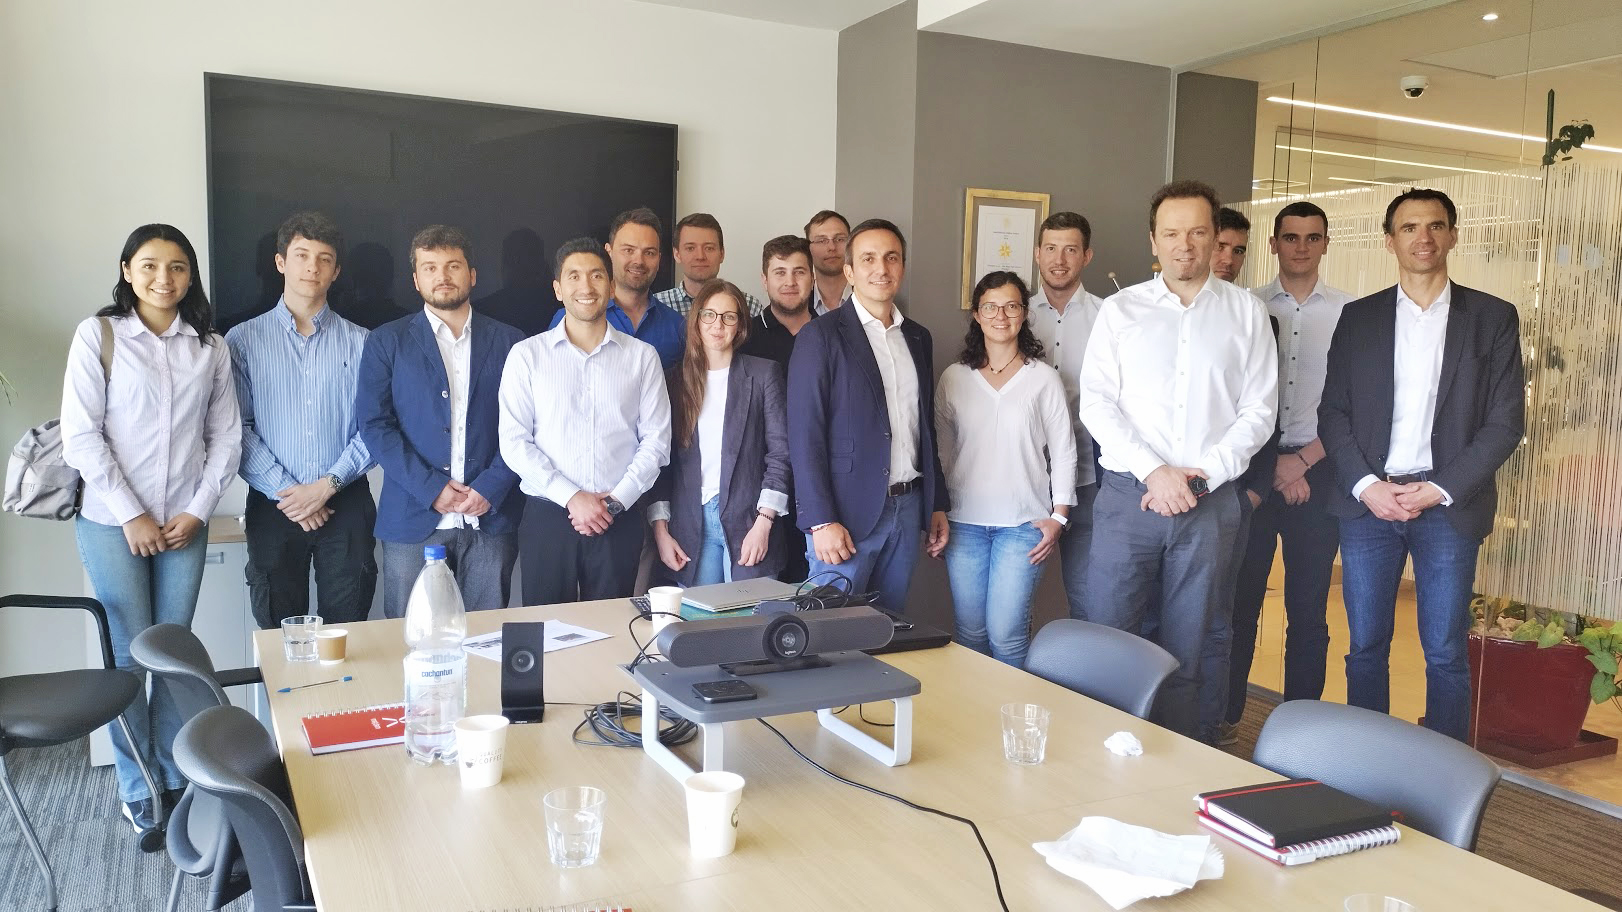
629, 0, 902, 31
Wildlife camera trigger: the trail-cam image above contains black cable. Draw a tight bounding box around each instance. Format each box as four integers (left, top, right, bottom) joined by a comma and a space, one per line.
757, 719, 1009, 912
572, 690, 699, 749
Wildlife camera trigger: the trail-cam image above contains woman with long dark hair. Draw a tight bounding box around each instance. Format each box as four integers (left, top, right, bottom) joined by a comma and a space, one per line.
649, 280, 790, 585
60, 224, 241, 846
935, 271, 1076, 667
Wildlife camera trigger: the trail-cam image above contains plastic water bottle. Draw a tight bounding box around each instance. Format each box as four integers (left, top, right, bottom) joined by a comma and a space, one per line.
402, 545, 467, 765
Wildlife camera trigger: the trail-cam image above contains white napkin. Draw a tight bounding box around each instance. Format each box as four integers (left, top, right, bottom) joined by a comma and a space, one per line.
1033, 816, 1224, 910
1104, 731, 1143, 756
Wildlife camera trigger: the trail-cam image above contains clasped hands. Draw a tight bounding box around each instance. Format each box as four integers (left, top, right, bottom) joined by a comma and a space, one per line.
1359, 480, 1442, 522
1140, 465, 1207, 517
430, 480, 492, 522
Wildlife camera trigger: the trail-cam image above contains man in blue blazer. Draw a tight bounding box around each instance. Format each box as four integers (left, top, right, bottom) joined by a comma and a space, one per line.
357, 226, 526, 616
787, 219, 949, 613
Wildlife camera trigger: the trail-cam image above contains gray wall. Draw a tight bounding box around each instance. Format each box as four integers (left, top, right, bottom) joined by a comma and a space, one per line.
1173, 71, 1259, 208
836, 0, 919, 246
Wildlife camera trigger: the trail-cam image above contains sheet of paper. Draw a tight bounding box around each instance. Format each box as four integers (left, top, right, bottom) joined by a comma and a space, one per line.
462, 620, 611, 662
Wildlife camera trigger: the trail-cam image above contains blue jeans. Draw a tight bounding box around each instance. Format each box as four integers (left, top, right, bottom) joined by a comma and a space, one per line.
76, 516, 208, 802
1340, 509, 1481, 742
945, 521, 1045, 667
806, 488, 923, 613
692, 496, 733, 586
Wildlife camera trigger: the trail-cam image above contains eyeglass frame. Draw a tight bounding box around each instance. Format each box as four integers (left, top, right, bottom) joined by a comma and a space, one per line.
974, 301, 1027, 318
697, 308, 741, 326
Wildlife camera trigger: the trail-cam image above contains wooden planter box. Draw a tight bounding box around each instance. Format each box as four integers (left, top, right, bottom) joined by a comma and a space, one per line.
1467, 634, 1619, 768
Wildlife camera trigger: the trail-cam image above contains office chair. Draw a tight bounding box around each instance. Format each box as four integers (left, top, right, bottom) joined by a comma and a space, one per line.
1252, 699, 1502, 850
0, 593, 163, 912
131, 623, 262, 912
173, 704, 315, 912
1024, 618, 1179, 720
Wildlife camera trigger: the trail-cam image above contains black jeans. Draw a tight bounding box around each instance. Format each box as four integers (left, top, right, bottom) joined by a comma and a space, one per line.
244, 480, 377, 629
520, 496, 645, 606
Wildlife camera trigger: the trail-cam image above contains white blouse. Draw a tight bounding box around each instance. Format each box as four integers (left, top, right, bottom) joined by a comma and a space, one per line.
935, 360, 1077, 527
60, 314, 242, 528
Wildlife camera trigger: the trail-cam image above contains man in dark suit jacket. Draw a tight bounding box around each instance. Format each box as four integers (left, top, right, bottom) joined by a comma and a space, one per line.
357, 225, 526, 617
787, 219, 949, 613
1318, 188, 1524, 742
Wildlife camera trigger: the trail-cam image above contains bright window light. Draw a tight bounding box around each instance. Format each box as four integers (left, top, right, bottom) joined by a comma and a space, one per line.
1482, 12, 1499, 21
1266, 97, 1621, 154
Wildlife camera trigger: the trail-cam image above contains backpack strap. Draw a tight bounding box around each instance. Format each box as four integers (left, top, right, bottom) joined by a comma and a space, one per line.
97, 316, 113, 383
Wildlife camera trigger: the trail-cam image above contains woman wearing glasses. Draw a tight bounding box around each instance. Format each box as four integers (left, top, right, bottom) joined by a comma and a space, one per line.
649, 280, 791, 585
935, 271, 1076, 667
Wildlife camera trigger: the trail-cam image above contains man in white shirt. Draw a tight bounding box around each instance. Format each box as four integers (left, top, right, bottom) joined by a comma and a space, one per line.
1319, 188, 1523, 741
1222, 201, 1353, 741
499, 238, 671, 605
1024, 211, 1105, 621
1079, 181, 1278, 737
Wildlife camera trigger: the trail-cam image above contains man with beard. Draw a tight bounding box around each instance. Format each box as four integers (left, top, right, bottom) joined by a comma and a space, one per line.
654, 212, 763, 317
357, 225, 526, 616
1079, 182, 1277, 737
500, 238, 670, 604
739, 234, 815, 366
804, 210, 852, 314
549, 207, 685, 369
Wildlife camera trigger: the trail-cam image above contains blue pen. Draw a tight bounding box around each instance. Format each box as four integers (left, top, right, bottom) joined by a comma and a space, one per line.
277, 676, 353, 694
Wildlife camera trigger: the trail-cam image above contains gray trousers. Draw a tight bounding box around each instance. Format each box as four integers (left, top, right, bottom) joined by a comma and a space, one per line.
1087, 471, 1241, 737
380, 527, 518, 618
1058, 482, 1098, 621
1198, 484, 1255, 741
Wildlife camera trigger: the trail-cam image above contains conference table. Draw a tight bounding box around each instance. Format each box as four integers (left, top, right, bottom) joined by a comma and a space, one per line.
256, 600, 1598, 911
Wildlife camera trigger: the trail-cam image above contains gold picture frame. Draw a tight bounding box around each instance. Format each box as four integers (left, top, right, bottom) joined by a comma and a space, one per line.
961, 188, 1051, 310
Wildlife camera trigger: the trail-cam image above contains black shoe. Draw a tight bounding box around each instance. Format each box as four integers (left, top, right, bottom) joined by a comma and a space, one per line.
121, 798, 165, 853
160, 786, 186, 820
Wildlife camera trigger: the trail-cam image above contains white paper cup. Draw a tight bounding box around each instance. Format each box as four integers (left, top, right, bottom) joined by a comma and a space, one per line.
647, 586, 684, 634
454, 715, 510, 789
684, 771, 744, 858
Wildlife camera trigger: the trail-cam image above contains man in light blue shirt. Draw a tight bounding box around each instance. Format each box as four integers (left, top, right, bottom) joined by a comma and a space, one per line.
226, 212, 376, 629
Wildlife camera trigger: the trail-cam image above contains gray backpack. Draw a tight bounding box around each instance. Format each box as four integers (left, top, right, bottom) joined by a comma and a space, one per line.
4, 318, 115, 520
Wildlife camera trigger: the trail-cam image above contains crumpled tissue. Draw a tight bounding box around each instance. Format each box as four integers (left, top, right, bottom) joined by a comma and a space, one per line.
1104, 731, 1143, 756
1032, 816, 1224, 910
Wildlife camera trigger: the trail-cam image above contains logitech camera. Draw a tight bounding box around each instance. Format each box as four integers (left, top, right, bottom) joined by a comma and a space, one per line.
1401, 75, 1429, 99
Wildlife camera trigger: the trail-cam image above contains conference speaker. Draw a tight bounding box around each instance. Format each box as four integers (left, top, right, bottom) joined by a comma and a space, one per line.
501, 621, 545, 724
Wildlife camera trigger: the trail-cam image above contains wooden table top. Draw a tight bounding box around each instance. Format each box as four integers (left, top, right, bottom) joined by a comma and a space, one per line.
255, 601, 1599, 912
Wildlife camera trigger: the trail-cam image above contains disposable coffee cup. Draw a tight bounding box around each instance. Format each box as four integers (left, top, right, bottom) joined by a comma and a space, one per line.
647, 586, 684, 634
316, 628, 348, 664
454, 715, 510, 789
684, 771, 744, 858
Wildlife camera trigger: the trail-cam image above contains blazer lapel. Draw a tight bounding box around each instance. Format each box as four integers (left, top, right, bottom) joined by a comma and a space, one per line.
719, 363, 751, 496
410, 311, 452, 393
466, 317, 500, 404
837, 302, 885, 401
1369, 289, 1398, 456
1433, 282, 1470, 418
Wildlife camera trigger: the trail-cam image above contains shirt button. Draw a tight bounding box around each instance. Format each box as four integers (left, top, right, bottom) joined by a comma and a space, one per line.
442, 390, 449, 398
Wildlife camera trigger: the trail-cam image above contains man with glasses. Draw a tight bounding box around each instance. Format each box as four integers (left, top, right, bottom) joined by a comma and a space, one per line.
804, 210, 852, 315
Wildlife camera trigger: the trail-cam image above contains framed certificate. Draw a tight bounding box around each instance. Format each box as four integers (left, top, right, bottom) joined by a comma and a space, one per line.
961, 188, 1050, 310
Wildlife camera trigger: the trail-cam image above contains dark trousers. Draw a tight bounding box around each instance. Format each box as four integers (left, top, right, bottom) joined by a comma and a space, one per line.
244, 481, 377, 629
1197, 484, 1255, 741
1226, 460, 1339, 723
380, 526, 517, 618
521, 496, 645, 606
1087, 471, 1240, 738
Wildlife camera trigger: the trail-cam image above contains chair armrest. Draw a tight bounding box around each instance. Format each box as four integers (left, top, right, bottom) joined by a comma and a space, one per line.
0, 594, 115, 669
214, 667, 264, 689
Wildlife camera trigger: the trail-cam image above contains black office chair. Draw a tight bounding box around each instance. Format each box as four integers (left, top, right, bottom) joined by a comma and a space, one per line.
131, 623, 262, 912
0, 593, 163, 912
1252, 699, 1502, 850
173, 704, 315, 912
1023, 618, 1179, 720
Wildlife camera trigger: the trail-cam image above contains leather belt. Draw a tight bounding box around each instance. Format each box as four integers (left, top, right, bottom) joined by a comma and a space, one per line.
1385, 472, 1432, 485
1278, 444, 1305, 454
887, 479, 920, 497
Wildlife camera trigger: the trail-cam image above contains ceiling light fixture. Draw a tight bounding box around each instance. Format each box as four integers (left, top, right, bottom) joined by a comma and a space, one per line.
1266, 97, 1622, 154
1482, 12, 1499, 21
1273, 144, 1542, 179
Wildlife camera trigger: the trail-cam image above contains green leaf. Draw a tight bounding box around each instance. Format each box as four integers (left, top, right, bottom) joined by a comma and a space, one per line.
1512, 620, 1544, 643
1588, 652, 1620, 675
1539, 622, 1565, 648
1594, 672, 1618, 705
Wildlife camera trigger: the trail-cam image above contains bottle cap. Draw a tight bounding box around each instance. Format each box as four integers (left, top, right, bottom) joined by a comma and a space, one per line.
423, 544, 448, 561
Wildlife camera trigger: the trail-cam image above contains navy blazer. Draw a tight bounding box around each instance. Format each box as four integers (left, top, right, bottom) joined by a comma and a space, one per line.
356, 310, 526, 543
786, 300, 948, 539
650, 355, 791, 585
1318, 282, 1524, 540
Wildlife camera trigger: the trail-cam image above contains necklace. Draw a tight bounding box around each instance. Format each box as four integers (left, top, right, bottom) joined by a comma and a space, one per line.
988, 353, 1021, 374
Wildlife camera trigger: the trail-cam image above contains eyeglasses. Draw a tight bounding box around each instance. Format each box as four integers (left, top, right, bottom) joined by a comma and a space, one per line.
809, 235, 849, 247
698, 308, 740, 326
975, 302, 1026, 318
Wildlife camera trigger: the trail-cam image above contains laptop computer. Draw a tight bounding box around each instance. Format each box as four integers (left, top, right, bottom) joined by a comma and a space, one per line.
680, 578, 800, 613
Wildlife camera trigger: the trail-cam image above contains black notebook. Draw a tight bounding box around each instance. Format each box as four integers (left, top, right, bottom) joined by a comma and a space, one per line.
1196, 778, 1396, 848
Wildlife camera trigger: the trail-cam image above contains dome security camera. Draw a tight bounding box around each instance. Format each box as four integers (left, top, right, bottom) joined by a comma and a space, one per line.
1401, 75, 1429, 99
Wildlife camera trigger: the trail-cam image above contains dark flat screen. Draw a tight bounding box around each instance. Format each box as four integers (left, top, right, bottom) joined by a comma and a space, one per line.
205, 74, 678, 335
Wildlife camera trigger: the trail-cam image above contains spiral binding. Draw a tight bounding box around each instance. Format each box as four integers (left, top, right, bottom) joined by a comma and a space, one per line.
1281, 824, 1401, 860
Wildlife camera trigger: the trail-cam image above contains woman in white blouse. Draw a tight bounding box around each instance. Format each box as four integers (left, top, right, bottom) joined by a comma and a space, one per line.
936, 271, 1076, 667
60, 224, 241, 844
650, 280, 790, 586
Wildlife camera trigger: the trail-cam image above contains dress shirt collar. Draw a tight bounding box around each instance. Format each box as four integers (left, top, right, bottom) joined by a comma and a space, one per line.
115, 311, 198, 339
424, 305, 473, 341
1258, 276, 1332, 306
541, 320, 624, 355
1149, 272, 1221, 308
273, 297, 332, 333
1395, 280, 1452, 316
852, 293, 904, 330
1031, 284, 1093, 312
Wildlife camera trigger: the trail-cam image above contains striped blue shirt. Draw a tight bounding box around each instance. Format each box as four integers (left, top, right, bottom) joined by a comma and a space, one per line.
225, 300, 374, 497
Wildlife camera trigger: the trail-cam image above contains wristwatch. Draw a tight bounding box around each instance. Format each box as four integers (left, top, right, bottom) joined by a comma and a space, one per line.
603, 495, 625, 517
324, 474, 342, 493
1186, 475, 1209, 498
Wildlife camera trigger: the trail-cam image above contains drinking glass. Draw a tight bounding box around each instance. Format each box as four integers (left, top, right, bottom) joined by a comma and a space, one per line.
1344, 895, 1418, 912
281, 615, 321, 663
1001, 702, 1051, 764
544, 786, 606, 868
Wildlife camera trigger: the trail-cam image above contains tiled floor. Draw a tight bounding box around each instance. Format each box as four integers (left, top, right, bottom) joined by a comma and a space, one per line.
1247, 557, 1622, 808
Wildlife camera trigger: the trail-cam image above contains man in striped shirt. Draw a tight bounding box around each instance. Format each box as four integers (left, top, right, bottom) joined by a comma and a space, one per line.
226, 212, 377, 629
653, 212, 763, 318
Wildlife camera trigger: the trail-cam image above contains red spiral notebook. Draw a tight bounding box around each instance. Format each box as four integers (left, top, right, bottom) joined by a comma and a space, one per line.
301, 703, 407, 755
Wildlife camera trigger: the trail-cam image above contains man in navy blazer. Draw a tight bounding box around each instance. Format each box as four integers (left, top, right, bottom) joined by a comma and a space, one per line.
787, 219, 949, 613
357, 226, 526, 617
1319, 188, 1524, 741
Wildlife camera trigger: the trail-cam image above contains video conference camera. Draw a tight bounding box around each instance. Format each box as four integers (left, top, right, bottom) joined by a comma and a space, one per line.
653, 605, 894, 671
